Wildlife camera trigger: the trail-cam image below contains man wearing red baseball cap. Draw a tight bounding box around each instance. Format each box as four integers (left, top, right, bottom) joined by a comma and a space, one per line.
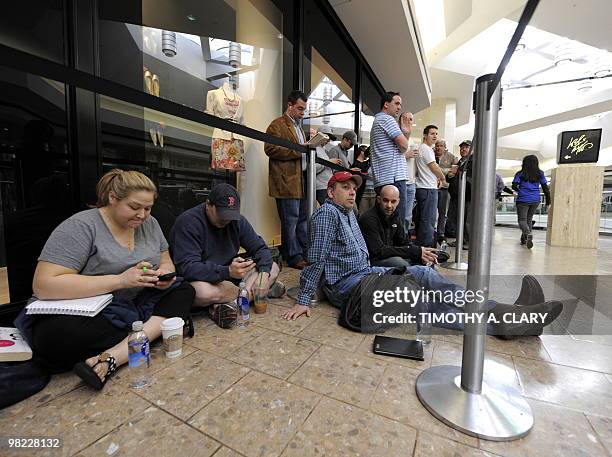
281, 174, 563, 342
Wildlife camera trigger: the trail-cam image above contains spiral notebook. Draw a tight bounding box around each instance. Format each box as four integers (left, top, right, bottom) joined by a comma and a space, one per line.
26, 294, 113, 317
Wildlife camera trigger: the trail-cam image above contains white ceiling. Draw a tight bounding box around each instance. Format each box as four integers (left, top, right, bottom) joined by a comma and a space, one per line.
331, 0, 432, 112
415, 0, 612, 172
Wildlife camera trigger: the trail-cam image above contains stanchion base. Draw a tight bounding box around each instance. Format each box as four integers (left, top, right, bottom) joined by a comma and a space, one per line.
286, 286, 325, 304
443, 262, 469, 270
416, 365, 533, 441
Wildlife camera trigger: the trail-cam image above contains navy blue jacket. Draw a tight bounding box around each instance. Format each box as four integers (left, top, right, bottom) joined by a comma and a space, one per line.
169, 204, 273, 283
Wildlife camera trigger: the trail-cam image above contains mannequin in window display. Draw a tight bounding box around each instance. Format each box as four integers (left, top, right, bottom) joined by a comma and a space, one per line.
206, 81, 245, 170
206, 81, 244, 124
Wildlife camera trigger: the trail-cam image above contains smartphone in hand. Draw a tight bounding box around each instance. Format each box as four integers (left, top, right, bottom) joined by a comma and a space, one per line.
157, 272, 177, 281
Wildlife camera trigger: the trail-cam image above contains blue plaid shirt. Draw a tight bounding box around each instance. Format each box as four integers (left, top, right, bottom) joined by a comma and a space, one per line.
297, 199, 371, 306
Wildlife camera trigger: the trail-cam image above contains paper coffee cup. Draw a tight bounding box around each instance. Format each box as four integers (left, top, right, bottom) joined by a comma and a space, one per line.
160, 317, 184, 358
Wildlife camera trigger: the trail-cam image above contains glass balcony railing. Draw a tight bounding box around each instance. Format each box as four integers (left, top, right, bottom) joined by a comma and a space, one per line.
495, 190, 612, 234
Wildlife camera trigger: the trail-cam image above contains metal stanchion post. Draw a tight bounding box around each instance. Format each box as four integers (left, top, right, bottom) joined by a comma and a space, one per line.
415, 74, 534, 441
445, 168, 469, 270
288, 148, 324, 302
307, 149, 317, 218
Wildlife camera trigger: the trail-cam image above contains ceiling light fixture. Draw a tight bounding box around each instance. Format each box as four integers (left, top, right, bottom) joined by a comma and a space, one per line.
577, 80, 593, 92
554, 41, 574, 66
161, 31, 177, 57
186, 14, 196, 21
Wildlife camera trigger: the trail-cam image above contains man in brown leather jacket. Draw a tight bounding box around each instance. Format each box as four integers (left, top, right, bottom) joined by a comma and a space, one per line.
264, 90, 309, 269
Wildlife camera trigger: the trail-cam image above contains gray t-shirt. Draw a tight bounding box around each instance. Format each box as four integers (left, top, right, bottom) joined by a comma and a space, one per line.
327, 144, 351, 169
38, 208, 168, 300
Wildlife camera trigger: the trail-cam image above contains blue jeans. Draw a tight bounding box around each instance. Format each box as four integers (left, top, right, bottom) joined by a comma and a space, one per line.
405, 183, 416, 230
416, 188, 438, 247
436, 188, 450, 239
324, 265, 497, 333
275, 198, 308, 266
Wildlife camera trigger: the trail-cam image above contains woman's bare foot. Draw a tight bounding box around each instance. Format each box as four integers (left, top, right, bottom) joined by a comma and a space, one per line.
85, 355, 109, 381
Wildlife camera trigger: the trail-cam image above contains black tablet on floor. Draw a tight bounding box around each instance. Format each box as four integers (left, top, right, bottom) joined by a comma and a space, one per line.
372, 335, 424, 361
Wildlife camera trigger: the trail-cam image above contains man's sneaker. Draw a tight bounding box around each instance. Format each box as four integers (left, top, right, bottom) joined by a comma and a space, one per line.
526, 234, 533, 249
514, 275, 545, 306
268, 280, 286, 298
520, 234, 527, 245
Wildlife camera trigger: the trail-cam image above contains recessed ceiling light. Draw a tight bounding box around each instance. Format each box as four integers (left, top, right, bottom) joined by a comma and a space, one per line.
187, 14, 196, 21
554, 56, 572, 66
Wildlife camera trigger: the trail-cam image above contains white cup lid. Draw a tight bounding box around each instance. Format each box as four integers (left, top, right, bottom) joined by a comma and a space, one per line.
160, 317, 185, 331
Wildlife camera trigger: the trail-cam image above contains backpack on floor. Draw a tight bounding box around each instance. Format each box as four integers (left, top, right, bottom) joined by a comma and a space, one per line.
338, 269, 422, 333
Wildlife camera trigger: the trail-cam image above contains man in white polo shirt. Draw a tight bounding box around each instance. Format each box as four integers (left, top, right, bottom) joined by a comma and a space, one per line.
370, 92, 414, 231
415, 125, 446, 247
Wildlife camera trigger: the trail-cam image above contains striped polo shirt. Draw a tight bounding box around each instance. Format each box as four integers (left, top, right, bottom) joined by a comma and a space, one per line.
370, 112, 408, 187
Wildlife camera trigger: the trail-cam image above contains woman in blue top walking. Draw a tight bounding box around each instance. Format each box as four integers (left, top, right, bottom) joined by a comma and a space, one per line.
512, 155, 550, 249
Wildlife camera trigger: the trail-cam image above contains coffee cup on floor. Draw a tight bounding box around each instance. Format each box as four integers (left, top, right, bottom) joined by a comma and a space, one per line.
160, 317, 185, 358
253, 287, 268, 314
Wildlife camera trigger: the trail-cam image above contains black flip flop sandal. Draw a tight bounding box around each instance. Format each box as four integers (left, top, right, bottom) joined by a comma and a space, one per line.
73, 352, 117, 390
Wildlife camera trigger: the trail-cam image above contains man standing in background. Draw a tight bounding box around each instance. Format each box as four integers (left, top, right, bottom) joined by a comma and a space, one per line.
370, 92, 412, 231
264, 90, 309, 269
415, 125, 446, 247
400, 112, 418, 232
434, 139, 458, 243
327, 131, 358, 169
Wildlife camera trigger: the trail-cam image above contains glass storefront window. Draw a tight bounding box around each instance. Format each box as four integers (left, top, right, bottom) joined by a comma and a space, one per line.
0, 0, 65, 64
99, 94, 279, 246
98, 0, 286, 134
0, 67, 71, 304
359, 71, 382, 146
304, 48, 356, 140
302, 2, 358, 165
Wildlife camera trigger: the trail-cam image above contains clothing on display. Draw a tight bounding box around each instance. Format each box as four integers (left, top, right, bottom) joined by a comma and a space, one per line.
206, 82, 245, 171
206, 82, 244, 139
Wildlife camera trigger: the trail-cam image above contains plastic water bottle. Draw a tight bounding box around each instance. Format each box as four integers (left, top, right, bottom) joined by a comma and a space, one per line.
417, 302, 432, 345
237, 281, 250, 328
128, 321, 151, 388
440, 240, 449, 252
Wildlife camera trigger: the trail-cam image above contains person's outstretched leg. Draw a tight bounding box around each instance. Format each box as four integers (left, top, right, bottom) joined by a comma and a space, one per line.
407, 266, 562, 337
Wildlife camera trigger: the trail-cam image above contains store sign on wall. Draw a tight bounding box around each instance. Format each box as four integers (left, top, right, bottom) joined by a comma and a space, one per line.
557, 128, 602, 164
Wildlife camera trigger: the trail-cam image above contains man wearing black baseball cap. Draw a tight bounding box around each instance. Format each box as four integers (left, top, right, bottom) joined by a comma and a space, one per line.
327, 130, 358, 169
169, 183, 285, 317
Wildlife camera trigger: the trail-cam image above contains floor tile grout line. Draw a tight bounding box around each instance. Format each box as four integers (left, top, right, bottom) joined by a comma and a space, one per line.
584, 413, 612, 457
275, 394, 325, 457
366, 363, 483, 448
123, 386, 228, 450
210, 444, 247, 457
283, 342, 324, 383
73, 396, 227, 457
184, 366, 253, 424
511, 352, 612, 377
66, 394, 159, 457
221, 330, 322, 381
411, 429, 419, 457
523, 395, 612, 421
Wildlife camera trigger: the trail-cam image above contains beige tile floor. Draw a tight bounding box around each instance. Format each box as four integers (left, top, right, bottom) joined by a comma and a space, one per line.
1, 227, 611, 457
